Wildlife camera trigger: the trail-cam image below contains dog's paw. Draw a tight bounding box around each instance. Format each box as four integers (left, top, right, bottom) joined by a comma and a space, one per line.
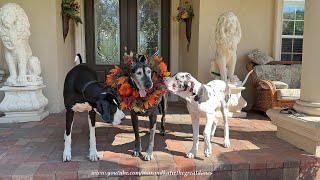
89, 150, 99, 161
63, 150, 72, 162
143, 153, 154, 161
132, 150, 141, 157
186, 152, 195, 159
160, 130, 166, 136
224, 139, 231, 148
204, 149, 212, 157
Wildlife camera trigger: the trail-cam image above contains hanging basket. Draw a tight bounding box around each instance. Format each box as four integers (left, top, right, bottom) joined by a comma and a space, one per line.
184, 18, 192, 52
62, 14, 70, 42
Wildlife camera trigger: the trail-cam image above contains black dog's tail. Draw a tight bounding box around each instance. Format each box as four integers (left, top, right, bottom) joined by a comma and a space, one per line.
74, 53, 83, 64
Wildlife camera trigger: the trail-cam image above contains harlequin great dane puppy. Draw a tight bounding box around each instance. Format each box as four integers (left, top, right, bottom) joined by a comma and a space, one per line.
129, 55, 167, 161
164, 72, 230, 158
62, 54, 125, 162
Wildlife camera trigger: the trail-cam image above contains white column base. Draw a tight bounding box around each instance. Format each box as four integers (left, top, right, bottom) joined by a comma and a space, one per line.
0, 108, 49, 123
0, 85, 49, 123
294, 99, 320, 116
267, 109, 320, 157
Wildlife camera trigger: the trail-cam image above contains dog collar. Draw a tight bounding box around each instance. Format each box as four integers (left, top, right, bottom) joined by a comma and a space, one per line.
81, 80, 99, 99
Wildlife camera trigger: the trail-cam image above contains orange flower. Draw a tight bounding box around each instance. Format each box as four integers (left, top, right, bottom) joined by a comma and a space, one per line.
106, 75, 113, 85
119, 83, 132, 97
117, 76, 126, 85
132, 91, 139, 98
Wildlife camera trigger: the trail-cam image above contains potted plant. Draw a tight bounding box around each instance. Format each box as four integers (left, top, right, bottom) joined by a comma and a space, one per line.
173, 0, 194, 51
61, 0, 82, 42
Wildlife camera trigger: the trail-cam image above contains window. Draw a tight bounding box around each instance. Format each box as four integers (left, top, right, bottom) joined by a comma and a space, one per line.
281, 0, 304, 61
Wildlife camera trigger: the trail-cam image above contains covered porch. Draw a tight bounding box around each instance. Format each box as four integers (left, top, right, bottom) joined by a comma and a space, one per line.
0, 0, 320, 179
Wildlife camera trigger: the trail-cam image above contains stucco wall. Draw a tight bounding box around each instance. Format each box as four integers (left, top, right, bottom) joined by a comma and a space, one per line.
180, 0, 275, 109
0, 0, 75, 113
179, 0, 199, 78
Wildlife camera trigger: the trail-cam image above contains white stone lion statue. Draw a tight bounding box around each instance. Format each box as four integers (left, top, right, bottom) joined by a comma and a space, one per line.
211, 11, 241, 83
0, 3, 42, 86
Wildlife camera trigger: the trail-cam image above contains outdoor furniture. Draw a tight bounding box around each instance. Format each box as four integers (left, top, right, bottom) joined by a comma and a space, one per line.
246, 61, 302, 112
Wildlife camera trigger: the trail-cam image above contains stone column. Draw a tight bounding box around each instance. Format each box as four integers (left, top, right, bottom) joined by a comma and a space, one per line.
293, 0, 320, 116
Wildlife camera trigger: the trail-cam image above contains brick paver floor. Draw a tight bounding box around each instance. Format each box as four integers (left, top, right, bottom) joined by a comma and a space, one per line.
0, 102, 319, 179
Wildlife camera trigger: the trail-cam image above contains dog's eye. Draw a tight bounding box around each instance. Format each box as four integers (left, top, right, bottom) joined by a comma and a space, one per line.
137, 72, 142, 75
147, 70, 151, 74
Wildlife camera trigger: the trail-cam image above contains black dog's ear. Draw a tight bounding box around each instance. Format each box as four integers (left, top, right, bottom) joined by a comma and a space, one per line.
101, 88, 119, 107
96, 100, 103, 116
138, 55, 147, 64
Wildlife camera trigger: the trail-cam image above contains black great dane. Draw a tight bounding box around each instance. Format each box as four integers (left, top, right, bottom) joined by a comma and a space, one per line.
63, 54, 125, 162
130, 55, 167, 161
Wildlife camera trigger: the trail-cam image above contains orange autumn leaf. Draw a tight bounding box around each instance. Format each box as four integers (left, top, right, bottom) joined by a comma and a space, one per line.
109, 65, 120, 74
163, 71, 171, 77
106, 75, 113, 84
148, 97, 156, 106
154, 56, 163, 62
159, 62, 168, 74
155, 90, 162, 95
117, 76, 126, 85
119, 83, 132, 96
144, 101, 149, 109
120, 102, 127, 110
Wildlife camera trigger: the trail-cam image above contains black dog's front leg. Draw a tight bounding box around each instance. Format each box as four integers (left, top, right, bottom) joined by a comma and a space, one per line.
131, 111, 141, 157
159, 95, 167, 136
144, 113, 157, 161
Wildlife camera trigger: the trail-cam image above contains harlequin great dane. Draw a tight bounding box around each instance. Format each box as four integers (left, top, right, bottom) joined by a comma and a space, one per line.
62, 54, 125, 162
129, 55, 167, 161
164, 72, 230, 158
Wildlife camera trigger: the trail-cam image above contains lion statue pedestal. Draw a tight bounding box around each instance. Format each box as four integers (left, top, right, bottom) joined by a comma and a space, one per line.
0, 3, 48, 123
216, 86, 247, 118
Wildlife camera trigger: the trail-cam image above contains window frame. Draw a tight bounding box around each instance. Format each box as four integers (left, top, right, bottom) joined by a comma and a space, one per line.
274, 0, 304, 61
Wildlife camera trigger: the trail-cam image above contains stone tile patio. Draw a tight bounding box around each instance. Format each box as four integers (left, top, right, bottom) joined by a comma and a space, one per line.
0, 102, 319, 179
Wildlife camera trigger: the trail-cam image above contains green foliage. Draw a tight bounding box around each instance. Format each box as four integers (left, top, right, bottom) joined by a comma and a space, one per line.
61, 0, 82, 25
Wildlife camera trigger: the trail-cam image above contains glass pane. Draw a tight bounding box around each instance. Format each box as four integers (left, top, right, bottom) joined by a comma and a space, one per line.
137, 0, 161, 55
281, 38, 293, 53
282, 21, 294, 35
295, 21, 304, 35
296, 7, 304, 20
283, 5, 295, 20
293, 38, 303, 53
293, 54, 302, 61
95, 0, 120, 65
281, 53, 292, 61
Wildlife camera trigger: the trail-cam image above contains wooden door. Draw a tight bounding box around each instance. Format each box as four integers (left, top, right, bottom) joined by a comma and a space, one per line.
85, 0, 170, 83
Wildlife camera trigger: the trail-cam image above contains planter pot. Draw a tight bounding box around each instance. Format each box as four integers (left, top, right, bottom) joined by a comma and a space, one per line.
62, 14, 70, 42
